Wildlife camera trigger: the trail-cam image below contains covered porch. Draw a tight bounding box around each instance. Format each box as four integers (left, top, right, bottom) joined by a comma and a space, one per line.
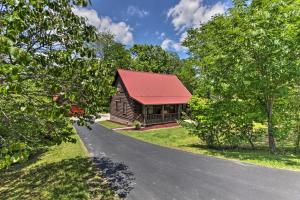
142, 104, 186, 125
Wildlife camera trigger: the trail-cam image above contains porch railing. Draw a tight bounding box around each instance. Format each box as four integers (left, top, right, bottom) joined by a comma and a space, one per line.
145, 113, 178, 125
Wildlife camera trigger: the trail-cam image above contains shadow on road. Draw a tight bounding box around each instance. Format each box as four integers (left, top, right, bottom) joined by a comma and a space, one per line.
93, 157, 135, 198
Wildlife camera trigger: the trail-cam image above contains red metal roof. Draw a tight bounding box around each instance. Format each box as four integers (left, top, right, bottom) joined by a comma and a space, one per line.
117, 69, 192, 105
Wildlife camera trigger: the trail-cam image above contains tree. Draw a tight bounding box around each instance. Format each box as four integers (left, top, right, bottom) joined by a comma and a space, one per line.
94, 33, 132, 73
292, 87, 300, 152
175, 59, 199, 93
0, 0, 113, 168
276, 86, 300, 152
183, 0, 300, 152
182, 96, 264, 149
130, 44, 182, 74
91, 33, 132, 111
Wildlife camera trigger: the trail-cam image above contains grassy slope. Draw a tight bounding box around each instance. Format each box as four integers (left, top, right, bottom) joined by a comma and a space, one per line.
99, 121, 126, 129
0, 134, 116, 200
120, 127, 300, 171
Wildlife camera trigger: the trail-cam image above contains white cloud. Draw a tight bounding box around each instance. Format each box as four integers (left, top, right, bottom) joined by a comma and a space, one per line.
167, 0, 227, 32
127, 6, 149, 18
158, 32, 166, 40
180, 31, 188, 43
160, 32, 166, 39
161, 38, 188, 53
165, 0, 227, 54
72, 7, 134, 45
155, 31, 166, 40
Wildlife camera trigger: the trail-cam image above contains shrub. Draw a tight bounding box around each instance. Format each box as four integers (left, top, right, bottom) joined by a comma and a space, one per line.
133, 121, 141, 130
182, 96, 265, 149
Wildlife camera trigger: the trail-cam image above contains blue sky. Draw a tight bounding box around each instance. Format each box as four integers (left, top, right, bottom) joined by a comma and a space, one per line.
73, 0, 232, 58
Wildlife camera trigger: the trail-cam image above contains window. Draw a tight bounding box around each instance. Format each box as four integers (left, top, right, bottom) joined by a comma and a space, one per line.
123, 102, 127, 115
116, 100, 120, 111
153, 105, 162, 114
117, 85, 124, 93
165, 105, 176, 113
147, 105, 162, 115
147, 106, 153, 114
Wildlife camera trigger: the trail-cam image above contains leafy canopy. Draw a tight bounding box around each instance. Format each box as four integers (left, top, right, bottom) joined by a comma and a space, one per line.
130, 44, 182, 74
0, 0, 114, 168
183, 0, 300, 151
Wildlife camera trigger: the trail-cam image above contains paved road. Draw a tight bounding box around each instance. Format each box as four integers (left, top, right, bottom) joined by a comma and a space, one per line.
75, 124, 300, 200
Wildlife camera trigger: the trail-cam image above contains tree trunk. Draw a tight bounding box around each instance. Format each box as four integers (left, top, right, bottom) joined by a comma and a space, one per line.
248, 135, 255, 149
295, 124, 300, 153
244, 125, 255, 149
267, 98, 276, 153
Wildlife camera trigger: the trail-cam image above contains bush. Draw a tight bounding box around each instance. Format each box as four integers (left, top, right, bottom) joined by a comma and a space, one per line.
133, 121, 141, 130
182, 96, 265, 149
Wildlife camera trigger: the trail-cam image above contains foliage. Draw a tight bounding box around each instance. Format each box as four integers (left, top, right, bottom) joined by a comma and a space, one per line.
183, 0, 300, 152
130, 44, 183, 74
0, 0, 114, 168
133, 120, 141, 130
181, 96, 264, 148
94, 40, 185, 76
275, 86, 300, 151
95, 33, 132, 73
174, 59, 199, 93
92, 33, 132, 110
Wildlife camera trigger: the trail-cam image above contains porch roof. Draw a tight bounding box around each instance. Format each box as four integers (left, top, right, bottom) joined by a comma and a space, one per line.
117, 69, 192, 105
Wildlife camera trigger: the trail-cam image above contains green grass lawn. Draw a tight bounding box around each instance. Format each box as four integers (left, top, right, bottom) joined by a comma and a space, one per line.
0, 134, 117, 200
99, 120, 126, 129
120, 127, 300, 171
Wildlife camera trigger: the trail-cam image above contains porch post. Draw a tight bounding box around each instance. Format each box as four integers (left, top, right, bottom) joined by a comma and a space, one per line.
177, 104, 181, 119
143, 105, 146, 126
162, 105, 165, 122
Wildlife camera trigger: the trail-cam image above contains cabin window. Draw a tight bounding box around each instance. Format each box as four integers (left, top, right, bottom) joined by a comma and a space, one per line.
153, 105, 162, 114
123, 102, 127, 115
165, 105, 176, 113
147, 106, 153, 115
134, 103, 140, 112
116, 100, 120, 111
147, 105, 162, 115
119, 86, 124, 93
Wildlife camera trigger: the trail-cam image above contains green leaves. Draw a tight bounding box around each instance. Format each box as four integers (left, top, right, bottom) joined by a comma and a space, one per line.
129, 44, 182, 74
0, 0, 114, 168
183, 0, 300, 151
0, 141, 29, 169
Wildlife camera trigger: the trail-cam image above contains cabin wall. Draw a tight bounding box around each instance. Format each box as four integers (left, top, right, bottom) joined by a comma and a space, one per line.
110, 77, 143, 125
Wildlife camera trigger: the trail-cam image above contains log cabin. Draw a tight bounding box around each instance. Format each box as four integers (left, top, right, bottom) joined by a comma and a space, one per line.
110, 69, 192, 126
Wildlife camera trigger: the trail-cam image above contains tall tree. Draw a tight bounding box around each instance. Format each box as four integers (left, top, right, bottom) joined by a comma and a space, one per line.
184, 0, 300, 152
175, 59, 199, 93
0, 0, 113, 168
130, 44, 182, 74
276, 86, 300, 152
94, 33, 131, 73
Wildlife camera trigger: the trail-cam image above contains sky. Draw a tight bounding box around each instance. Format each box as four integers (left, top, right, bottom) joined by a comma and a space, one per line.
73, 0, 233, 58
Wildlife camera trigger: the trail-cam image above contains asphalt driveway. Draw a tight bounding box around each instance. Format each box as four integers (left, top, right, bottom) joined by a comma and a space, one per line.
75, 123, 300, 200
